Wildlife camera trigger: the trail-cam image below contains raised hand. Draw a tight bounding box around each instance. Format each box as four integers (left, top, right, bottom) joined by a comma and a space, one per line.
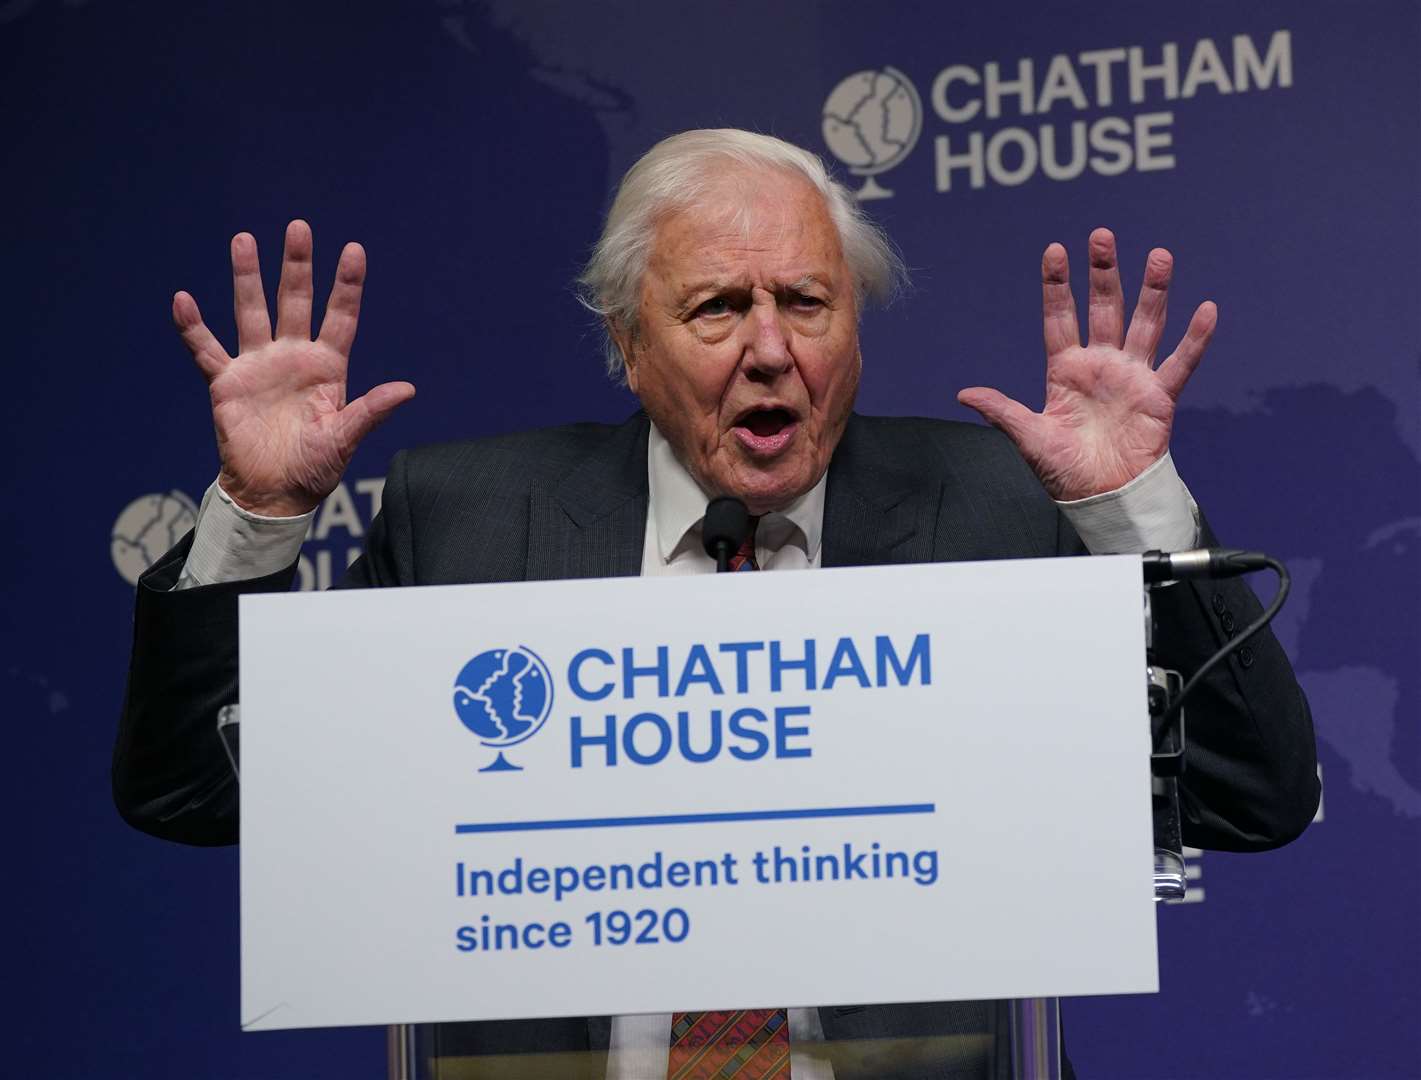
957, 228, 1216, 501
172, 220, 415, 517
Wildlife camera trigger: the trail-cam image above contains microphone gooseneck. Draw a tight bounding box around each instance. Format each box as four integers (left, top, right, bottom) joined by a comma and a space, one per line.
1143, 547, 1292, 733
702, 496, 751, 573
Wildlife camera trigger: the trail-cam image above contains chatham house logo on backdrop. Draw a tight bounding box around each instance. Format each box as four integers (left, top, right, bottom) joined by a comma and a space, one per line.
110, 491, 199, 586
453, 647, 556, 773
821, 67, 923, 201
110, 475, 387, 590
821, 31, 1294, 199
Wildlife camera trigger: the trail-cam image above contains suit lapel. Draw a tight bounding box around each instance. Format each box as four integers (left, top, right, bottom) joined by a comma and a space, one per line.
822, 415, 939, 568
526, 414, 649, 581
526, 412, 947, 577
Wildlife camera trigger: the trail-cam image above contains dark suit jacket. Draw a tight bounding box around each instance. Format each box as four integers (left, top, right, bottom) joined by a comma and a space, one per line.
114, 412, 1319, 1079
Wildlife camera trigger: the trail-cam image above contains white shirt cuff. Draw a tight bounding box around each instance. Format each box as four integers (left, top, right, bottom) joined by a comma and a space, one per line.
175, 481, 313, 590
1055, 452, 1200, 554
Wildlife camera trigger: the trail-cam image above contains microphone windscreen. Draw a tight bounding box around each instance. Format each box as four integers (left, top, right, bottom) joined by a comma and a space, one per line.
702, 496, 751, 559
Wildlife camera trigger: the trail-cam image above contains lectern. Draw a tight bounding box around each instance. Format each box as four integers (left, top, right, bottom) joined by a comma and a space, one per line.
231, 556, 1179, 1080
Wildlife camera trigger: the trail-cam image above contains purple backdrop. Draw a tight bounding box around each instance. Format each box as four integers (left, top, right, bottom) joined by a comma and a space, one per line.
4, 1, 1417, 1076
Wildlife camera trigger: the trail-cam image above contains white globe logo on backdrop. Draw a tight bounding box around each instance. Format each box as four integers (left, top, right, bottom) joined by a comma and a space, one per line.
111, 491, 198, 585
821, 67, 923, 200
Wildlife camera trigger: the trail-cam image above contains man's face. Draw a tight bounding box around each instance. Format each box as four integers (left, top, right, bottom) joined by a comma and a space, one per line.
617, 168, 861, 515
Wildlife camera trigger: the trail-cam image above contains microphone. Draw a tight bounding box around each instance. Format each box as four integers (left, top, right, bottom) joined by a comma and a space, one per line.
1141, 548, 1273, 583
702, 496, 751, 573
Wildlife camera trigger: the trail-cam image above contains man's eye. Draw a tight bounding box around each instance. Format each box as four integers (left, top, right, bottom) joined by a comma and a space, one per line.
695, 297, 732, 317
789, 292, 824, 309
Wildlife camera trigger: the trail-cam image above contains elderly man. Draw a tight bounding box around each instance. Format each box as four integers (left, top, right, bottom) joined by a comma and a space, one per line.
116, 130, 1317, 1079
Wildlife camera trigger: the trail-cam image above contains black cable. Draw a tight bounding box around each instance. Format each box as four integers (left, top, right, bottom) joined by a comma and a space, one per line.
1155, 555, 1291, 741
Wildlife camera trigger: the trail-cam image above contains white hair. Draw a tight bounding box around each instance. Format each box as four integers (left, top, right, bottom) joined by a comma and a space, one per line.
577, 128, 907, 383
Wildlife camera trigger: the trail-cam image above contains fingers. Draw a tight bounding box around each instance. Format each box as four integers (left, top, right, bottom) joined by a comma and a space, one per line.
1156, 301, 1217, 399
957, 386, 1042, 455
1041, 242, 1080, 357
318, 242, 367, 357
230, 232, 272, 352
1086, 227, 1125, 348
1122, 247, 1173, 364
172, 291, 231, 380
275, 219, 315, 340
334, 380, 416, 451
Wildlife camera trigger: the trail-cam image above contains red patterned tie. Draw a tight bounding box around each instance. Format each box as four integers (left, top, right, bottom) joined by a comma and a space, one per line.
727, 516, 760, 572
670, 524, 785, 1078
667, 1009, 790, 1079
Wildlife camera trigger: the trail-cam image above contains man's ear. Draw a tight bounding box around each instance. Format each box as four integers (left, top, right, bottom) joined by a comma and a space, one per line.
609, 319, 639, 392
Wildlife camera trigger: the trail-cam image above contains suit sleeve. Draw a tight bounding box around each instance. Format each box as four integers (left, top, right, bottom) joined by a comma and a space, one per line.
112, 452, 416, 845
112, 535, 296, 845
1055, 510, 1320, 851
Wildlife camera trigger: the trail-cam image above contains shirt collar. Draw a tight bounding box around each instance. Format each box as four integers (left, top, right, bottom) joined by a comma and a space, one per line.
647, 422, 826, 565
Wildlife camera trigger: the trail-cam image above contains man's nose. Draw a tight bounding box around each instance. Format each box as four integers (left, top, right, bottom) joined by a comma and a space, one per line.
741, 293, 792, 377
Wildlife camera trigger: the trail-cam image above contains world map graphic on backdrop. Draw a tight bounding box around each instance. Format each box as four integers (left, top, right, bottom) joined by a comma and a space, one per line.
1176, 385, 1421, 822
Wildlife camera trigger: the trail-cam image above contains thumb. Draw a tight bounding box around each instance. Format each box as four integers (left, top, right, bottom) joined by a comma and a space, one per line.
335, 381, 417, 452
957, 386, 1041, 450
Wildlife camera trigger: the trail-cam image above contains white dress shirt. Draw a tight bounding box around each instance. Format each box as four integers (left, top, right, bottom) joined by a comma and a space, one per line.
175, 423, 1198, 1079
641, 424, 827, 576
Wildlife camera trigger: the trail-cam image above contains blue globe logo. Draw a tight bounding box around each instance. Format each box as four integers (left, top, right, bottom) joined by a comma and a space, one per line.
453, 646, 554, 772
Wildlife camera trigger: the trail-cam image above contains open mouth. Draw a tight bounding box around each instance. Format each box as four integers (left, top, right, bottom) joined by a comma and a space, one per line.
732, 406, 799, 454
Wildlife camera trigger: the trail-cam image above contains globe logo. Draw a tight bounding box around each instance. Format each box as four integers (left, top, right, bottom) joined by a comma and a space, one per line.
821, 67, 923, 200
453, 646, 555, 772
111, 490, 199, 585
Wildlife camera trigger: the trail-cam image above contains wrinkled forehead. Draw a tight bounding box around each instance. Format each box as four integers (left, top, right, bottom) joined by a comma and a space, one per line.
644, 167, 846, 293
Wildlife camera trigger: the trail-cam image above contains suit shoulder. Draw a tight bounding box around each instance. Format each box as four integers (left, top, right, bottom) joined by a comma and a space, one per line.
393, 419, 636, 490
852, 413, 1012, 446
849, 414, 1034, 479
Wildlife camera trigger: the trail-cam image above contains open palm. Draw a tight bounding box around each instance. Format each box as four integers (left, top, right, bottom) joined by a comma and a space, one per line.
959, 228, 1216, 501
172, 220, 415, 517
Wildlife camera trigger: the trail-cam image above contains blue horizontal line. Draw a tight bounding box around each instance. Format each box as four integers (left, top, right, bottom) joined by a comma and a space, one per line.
454, 803, 935, 835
